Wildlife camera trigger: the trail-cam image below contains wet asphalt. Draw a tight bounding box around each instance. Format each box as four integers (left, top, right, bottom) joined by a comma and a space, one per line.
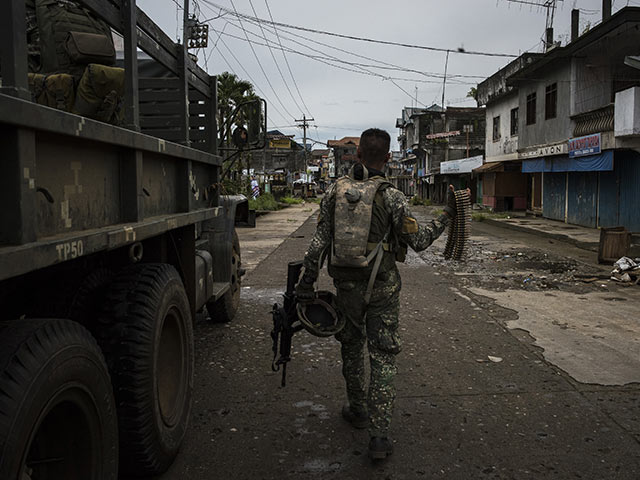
158, 209, 640, 480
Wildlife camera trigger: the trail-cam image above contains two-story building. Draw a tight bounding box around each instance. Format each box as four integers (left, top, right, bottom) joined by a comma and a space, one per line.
508, 5, 640, 231
253, 130, 305, 176
476, 53, 542, 211
396, 105, 485, 201
327, 136, 359, 177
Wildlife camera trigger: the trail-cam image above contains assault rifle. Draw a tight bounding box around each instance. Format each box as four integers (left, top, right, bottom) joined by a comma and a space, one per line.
270, 261, 305, 387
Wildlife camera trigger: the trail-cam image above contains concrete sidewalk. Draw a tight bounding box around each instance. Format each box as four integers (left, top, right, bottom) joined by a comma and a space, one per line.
237, 202, 319, 273
481, 214, 602, 252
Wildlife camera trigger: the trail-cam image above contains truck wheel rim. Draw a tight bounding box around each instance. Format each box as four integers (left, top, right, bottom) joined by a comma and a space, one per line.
23, 387, 100, 479
157, 305, 187, 428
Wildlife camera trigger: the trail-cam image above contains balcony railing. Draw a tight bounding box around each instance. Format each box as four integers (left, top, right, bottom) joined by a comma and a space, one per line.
571, 104, 614, 137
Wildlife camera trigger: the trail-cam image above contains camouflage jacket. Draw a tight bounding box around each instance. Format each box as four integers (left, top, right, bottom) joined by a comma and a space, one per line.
302, 179, 450, 281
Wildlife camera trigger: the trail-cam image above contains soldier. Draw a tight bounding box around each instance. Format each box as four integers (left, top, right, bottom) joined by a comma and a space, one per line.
296, 128, 459, 460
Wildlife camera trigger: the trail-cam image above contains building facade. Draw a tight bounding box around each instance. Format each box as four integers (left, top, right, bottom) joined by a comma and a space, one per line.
508, 6, 640, 231
476, 53, 541, 211
327, 136, 359, 177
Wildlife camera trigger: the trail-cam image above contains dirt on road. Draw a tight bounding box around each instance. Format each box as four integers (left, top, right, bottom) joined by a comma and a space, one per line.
157, 206, 640, 480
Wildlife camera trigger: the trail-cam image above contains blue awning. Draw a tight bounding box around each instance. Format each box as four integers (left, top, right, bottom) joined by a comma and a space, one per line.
522, 150, 613, 173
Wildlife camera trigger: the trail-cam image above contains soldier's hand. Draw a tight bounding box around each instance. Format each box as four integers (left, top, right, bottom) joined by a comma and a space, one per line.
295, 275, 316, 303
444, 184, 457, 219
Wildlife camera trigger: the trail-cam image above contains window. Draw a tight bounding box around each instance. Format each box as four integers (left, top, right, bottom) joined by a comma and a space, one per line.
492, 116, 501, 142
545, 83, 557, 120
526, 92, 537, 125
510, 107, 519, 136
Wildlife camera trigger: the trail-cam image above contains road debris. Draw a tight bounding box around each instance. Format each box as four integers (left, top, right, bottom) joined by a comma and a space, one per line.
610, 257, 640, 284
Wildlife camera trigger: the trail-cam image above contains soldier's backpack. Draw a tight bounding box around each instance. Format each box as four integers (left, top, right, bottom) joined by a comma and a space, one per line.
73, 63, 125, 125
28, 72, 76, 111
35, 0, 115, 77
331, 166, 393, 306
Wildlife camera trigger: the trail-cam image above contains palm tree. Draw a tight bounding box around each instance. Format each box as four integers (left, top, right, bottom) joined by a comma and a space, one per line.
217, 72, 256, 146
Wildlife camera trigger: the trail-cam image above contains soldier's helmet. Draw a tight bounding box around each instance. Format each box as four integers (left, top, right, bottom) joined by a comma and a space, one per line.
296, 291, 344, 337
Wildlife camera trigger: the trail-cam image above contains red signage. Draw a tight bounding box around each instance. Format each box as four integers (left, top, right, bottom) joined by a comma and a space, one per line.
568, 133, 601, 158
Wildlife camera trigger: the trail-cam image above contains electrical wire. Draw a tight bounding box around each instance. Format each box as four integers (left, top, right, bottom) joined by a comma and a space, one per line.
264, 0, 313, 117
240, 9, 485, 81
200, 0, 519, 58
247, 0, 306, 117
207, 20, 462, 107
228, 0, 296, 120
215, 37, 292, 126
208, 26, 475, 86
199, 3, 484, 83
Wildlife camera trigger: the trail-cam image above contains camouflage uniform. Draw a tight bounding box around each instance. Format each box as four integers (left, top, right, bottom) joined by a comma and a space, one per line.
26, 0, 41, 72
302, 171, 449, 437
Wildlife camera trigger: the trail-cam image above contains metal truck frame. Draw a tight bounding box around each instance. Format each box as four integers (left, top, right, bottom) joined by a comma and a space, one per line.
0, 0, 248, 477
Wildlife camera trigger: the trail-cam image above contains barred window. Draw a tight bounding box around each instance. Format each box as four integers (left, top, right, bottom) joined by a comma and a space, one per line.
510, 108, 519, 136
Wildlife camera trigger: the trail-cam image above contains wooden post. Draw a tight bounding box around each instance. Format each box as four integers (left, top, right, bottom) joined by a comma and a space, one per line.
122, 0, 140, 131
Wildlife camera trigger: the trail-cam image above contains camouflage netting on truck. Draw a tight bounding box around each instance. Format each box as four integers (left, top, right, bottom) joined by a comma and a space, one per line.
444, 190, 471, 260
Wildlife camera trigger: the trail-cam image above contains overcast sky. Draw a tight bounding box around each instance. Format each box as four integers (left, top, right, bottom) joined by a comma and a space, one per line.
138, 0, 633, 150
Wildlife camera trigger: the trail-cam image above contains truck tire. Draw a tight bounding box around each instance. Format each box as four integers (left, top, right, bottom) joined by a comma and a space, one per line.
96, 263, 193, 476
0, 319, 118, 479
207, 230, 241, 323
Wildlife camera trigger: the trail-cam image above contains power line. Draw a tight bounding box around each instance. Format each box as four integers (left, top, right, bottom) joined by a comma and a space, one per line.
227, 0, 296, 120
200, 0, 519, 58
215, 36, 291, 126
247, 0, 305, 116
206, 21, 463, 107
209, 13, 480, 84
264, 0, 313, 117
209, 25, 475, 86
239, 9, 486, 81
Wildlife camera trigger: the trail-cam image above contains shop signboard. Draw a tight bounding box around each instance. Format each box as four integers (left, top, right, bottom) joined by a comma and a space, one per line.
269, 138, 291, 149
440, 155, 483, 174
568, 133, 601, 158
426, 130, 461, 140
519, 141, 567, 158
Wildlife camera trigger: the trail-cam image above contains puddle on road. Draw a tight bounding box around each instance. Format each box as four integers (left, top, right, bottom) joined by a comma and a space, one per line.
300, 459, 342, 474
239, 287, 283, 305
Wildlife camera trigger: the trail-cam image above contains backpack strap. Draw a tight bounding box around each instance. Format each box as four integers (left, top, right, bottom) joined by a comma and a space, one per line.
363, 240, 385, 306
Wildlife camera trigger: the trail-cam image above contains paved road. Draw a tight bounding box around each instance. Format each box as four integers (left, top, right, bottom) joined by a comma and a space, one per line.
158, 207, 640, 480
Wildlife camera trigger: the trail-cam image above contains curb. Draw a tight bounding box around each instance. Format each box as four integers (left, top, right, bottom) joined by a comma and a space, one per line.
481, 218, 600, 252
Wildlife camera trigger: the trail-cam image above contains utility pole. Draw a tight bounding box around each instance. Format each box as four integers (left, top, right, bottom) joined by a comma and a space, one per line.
295, 114, 314, 179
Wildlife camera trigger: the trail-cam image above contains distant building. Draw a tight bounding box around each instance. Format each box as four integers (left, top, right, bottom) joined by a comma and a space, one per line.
309, 148, 330, 180
327, 136, 359, 177
396, 105, 485, 202
253, 130, 305, 175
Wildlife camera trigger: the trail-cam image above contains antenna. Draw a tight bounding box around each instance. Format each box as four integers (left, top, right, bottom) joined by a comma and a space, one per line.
506, 0, 564, 49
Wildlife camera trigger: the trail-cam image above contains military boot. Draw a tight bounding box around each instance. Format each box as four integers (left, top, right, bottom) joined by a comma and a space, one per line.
341, 404, 368, 429
368, 437, 393, 460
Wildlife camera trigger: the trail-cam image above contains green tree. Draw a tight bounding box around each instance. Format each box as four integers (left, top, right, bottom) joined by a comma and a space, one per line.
217, 72, 256, 145
217, 72, 259, 193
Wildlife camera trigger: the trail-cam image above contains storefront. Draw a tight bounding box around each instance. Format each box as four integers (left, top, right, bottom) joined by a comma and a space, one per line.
473, 160, 527, 211
521, 142, 640, 231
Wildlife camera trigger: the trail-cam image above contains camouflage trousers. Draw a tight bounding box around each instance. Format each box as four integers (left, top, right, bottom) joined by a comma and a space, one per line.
334, 267, 402, 438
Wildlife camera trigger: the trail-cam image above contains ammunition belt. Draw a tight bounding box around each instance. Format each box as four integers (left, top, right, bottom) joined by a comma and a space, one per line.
444, 190, 471, 260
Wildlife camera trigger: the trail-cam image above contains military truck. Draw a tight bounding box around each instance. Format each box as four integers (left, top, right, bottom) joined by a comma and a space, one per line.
0, 1, 258, 477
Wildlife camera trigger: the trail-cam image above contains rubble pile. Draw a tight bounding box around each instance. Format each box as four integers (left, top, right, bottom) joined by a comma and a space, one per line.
610, 257, 640, 284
